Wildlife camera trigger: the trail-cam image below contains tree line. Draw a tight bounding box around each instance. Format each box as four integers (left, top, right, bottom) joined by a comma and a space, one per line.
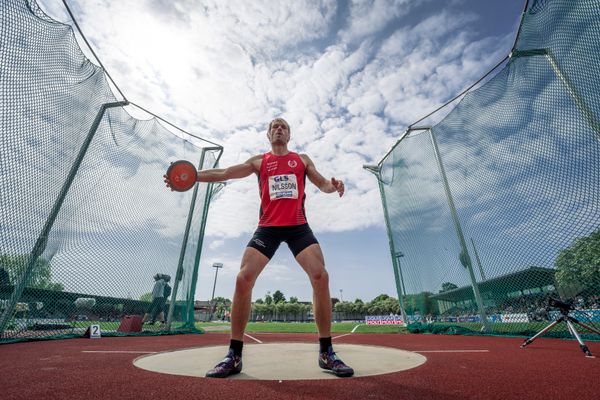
2, 226, 599, 315
209, 292, 437, 321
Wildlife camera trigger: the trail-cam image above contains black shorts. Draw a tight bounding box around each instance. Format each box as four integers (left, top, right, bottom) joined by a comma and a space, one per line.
246, 224, 319, 259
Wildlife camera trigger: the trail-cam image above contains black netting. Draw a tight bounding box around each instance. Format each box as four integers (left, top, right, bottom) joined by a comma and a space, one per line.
375, 0, 600, 338
1, 0, 222, 342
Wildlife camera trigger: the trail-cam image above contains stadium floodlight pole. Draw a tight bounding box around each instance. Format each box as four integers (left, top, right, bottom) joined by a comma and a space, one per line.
0, 101, 128, 336
363, 163, 409, 326
209, 263, 223, 321
428, 128, 490, 332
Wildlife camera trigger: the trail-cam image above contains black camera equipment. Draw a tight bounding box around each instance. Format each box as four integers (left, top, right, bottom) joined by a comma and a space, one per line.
520, 296, 600, 358
547, 297, 573, 311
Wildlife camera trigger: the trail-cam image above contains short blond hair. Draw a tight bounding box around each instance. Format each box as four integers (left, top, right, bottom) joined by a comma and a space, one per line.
268, 118, 290, 135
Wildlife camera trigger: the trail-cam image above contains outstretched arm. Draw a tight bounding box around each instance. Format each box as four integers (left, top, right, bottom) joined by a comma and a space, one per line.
301, 154, 345, 197
164, 155, 261, 189
196, 155, 261, 183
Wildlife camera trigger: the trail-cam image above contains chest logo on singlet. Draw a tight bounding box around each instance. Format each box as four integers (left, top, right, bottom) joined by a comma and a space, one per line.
288, 160, 297, 168
266, 161, 278, 173
268, 174, 298, 200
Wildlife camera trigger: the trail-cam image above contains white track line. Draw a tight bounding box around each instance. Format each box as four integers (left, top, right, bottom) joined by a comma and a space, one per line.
332, 333, 352, 339
417, 350, 490, 353
332, 324, 361, 339
244, 333, 263, 343
82, 350, 157, 354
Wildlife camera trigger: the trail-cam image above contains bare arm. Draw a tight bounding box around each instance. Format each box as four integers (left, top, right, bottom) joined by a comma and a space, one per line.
301, 154, 345, 197
197, 155, 262, 183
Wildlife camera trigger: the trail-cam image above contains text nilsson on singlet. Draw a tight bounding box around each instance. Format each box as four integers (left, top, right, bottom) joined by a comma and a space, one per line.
268, 174, 298, 200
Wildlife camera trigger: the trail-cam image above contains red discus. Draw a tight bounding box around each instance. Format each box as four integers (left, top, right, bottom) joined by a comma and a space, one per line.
164, 160, 198, 192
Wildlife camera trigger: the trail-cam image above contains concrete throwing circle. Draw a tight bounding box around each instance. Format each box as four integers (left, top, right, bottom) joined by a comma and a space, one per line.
134, 343, 426, 380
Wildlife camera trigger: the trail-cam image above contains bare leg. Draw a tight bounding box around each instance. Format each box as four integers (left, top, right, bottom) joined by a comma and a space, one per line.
230, 247, 270, 341
295, 244, 331, 338
296, 244, 354, 377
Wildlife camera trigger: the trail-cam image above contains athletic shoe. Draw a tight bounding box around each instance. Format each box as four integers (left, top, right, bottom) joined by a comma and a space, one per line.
319, 346, 354, 377
205, 349, 242, 378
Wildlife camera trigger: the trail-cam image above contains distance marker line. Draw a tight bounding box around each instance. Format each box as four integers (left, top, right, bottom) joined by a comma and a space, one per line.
332, 324, 361, 339
82, 350, 157, 354
417, 350, 489, 353
244, 333, 263, 343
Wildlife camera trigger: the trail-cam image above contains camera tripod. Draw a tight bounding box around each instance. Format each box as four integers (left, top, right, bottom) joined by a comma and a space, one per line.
520, 305, 600, 358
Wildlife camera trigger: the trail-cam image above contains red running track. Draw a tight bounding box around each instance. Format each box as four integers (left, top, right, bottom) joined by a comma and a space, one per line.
1, 333, 599, 400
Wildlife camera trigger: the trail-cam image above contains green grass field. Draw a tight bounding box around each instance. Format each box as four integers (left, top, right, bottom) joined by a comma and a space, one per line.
70, 321, 406, 334
196, 321, 407, 334
69, 320, 599, 339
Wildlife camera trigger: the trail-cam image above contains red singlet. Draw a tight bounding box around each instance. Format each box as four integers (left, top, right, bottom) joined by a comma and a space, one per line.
258, 152, 307, 227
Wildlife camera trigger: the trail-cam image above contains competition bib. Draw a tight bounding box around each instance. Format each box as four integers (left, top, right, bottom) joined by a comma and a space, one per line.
268, 174, 298, 200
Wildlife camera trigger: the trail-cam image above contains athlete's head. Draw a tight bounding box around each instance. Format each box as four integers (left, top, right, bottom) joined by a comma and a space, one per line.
267, 118, 290, 145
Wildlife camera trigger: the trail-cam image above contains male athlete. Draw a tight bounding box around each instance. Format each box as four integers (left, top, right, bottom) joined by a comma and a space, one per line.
165, 118, 353, 378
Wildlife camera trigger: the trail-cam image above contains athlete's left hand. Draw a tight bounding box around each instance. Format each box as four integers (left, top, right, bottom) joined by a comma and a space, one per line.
331, 177, 345, 197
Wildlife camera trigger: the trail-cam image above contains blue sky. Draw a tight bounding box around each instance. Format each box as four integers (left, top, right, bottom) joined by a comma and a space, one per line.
38, 0, 526, 302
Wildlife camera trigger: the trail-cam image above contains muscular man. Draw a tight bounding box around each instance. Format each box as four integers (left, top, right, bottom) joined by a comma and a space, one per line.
166, 118, 353, 378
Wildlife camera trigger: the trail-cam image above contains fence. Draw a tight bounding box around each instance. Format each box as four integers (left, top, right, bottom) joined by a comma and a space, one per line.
368, 0, 600, 338
0, 0, 223, 342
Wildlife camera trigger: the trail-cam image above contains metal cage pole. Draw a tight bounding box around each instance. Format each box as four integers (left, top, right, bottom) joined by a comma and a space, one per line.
186, 183, 219, 328
165, 146, 224, 330
510, 49, 600, 137
185, 147, 224, 327
363, 164, 408, 325
428, 128, 490, 332
471, 238, 487, 281
164, 148, 208, 330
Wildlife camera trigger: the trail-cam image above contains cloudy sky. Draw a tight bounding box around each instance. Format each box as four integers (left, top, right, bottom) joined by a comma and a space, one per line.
38, 0, 525, 303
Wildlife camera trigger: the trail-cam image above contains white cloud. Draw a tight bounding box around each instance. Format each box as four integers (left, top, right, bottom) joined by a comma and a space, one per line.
28, 0, 525, 299
340, 0, 425, 43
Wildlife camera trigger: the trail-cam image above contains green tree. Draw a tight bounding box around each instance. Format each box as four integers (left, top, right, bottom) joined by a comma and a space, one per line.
289, 296, 298, 303
381, 297, 400, 314
372, 294, 390, 303
439, 282, 458, 293
211, 296, 230, 316
140, 292, 152, 302
216, 303, 227, 319
264, 293, 273, 305
272, 290, 286, 304
285, 302, 301, 319
252, 302, 267, 320
0, 254, 64, 291
366, 301, 383, 315
333, 301, 347, 313
212, 296, 229, 306
555, 228, 600, 294
275, 302, 287, 320
352, 299, 365, 314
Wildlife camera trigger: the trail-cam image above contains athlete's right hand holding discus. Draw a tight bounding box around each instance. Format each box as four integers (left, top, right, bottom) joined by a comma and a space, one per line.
178, 118, 353, 379
163, 160, 198, 192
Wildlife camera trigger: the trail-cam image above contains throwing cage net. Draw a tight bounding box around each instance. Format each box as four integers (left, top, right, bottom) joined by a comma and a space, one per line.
0, 0, 223, 343
369, 0, 600, 338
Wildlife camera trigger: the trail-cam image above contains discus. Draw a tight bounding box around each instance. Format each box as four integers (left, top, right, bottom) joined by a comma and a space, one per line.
164, 160, 198, 192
